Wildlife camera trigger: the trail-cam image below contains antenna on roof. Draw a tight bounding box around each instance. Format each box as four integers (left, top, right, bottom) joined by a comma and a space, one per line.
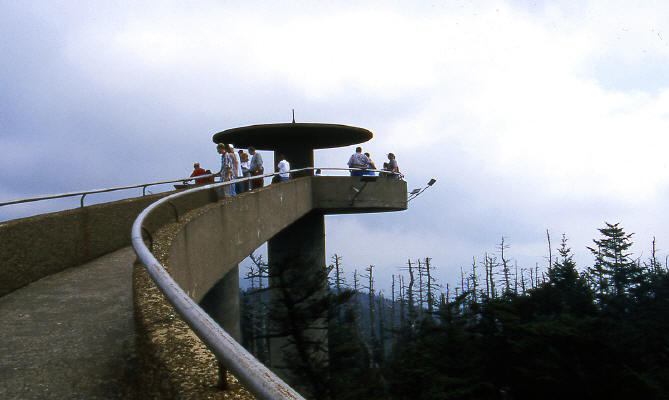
292, 109, 295, 123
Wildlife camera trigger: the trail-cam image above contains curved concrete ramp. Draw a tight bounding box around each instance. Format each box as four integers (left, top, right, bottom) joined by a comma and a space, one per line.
0, 247, 137, 399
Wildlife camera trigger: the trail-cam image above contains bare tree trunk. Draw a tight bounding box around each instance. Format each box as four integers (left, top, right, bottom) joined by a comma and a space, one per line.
365, 265, 376, 341
391, 275, 396, 336
514, 261, 518, 295
425, 258, 433, 315
500, 237, 510, 294
418, 259, 424, 320
547, 229, 552, 270
651, 237, 657, 273
332, 254, 344, 295
399, 275, 405, 329
471, 257, 478, 304
378, 295, 385, 359
484, 253, 490, 298
486, 253, 497, 299
407, 260, 415, 324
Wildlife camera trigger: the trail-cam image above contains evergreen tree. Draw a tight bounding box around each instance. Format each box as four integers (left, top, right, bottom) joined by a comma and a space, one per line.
586, 222, 644, 306
541, 234, 594, 315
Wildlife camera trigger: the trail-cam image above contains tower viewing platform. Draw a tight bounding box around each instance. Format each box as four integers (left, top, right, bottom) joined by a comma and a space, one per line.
0, 122, 407, 399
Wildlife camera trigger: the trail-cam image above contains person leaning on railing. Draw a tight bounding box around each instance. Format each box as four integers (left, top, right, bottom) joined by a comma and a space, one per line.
347, 146, 371, 176
248, 147, 264, 190
363, 152, 377, 176
276, 154, 290, 182
385, 152, 400, 179
240, 152, 250, 193
190, 162, 208, 184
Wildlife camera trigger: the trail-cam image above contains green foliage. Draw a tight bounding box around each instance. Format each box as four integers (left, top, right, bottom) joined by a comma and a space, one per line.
382, 224, 669, 399
240, 223, 669, 399
587, 222, 645, 305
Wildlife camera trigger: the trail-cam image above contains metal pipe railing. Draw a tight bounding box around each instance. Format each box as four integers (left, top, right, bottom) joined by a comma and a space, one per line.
0, 167, 401, 209
0, 172, 220, 208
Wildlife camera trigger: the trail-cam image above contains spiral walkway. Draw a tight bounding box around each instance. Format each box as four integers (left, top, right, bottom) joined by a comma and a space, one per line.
0, 247, 137, 400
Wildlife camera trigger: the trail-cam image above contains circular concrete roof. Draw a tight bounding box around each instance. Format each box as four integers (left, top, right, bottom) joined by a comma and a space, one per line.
212, 123, 373, 150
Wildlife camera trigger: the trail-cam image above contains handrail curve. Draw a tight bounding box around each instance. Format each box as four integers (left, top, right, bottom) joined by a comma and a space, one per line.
132, 169, 305, 400
132, 167, 402, 399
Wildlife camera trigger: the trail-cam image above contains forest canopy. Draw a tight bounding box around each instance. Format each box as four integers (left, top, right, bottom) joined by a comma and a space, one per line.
241, 222, 669, 400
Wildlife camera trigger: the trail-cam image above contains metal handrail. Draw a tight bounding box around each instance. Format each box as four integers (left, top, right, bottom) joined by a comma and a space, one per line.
131, 166, 403, 399
0, 167, 401, 209
0, 172, 221, 208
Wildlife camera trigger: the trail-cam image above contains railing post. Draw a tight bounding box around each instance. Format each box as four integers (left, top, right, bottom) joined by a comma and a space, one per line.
218, 362, 228, 390
80, 193, 86, 208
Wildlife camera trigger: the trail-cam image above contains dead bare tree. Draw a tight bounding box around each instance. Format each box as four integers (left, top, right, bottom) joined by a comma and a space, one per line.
547, 229, 552, 271
390, 275, 396, 337
470, 256, 478, 304
330, 254, 346, 295
245, 253, 270, 363
424, 258, 435, 315
361, 265, 376, 341
499, 237, 511, 295
418, 259, 424, 320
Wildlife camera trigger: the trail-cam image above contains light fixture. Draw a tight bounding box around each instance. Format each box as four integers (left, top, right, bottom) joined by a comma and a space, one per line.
408, 178, 437, 202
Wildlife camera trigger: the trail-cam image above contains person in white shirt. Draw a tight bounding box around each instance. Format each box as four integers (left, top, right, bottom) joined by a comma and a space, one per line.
277, 154, 290, 182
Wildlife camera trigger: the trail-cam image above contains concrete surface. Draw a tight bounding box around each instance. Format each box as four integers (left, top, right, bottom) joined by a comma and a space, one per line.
0, 247, 137, 399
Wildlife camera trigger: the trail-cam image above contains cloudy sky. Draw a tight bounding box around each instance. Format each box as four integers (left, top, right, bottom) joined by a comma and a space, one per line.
3, 0, 669, 294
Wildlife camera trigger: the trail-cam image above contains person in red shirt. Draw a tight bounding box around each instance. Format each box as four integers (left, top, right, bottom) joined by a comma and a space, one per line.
190, 162, 207, 184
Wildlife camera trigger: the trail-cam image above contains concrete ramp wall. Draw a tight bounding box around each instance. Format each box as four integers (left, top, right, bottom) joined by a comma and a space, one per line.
162, 176, 406, 303
0, 192, 172, 296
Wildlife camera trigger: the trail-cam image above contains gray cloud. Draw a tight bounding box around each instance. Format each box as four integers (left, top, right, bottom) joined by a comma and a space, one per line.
4, 1, 669, 294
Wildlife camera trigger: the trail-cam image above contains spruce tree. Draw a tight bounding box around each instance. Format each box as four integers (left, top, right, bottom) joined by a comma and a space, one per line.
587, 222, 644, 307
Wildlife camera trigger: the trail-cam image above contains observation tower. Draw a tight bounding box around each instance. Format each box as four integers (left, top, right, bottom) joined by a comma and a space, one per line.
212, 122, 402, 389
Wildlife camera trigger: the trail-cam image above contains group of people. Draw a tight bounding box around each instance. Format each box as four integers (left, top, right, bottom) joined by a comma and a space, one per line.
347, 147, 400, 178
189, 145, 399, 197
216, 144, 265, 197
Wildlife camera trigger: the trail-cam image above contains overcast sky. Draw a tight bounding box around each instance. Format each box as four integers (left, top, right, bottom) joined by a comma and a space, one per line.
3, 0, 669, 295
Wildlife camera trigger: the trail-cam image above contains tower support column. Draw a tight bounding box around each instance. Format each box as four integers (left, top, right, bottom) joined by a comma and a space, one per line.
266, 212, 327, 392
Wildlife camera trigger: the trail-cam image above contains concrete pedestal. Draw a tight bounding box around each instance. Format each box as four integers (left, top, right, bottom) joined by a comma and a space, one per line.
266, 212, 327, 391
